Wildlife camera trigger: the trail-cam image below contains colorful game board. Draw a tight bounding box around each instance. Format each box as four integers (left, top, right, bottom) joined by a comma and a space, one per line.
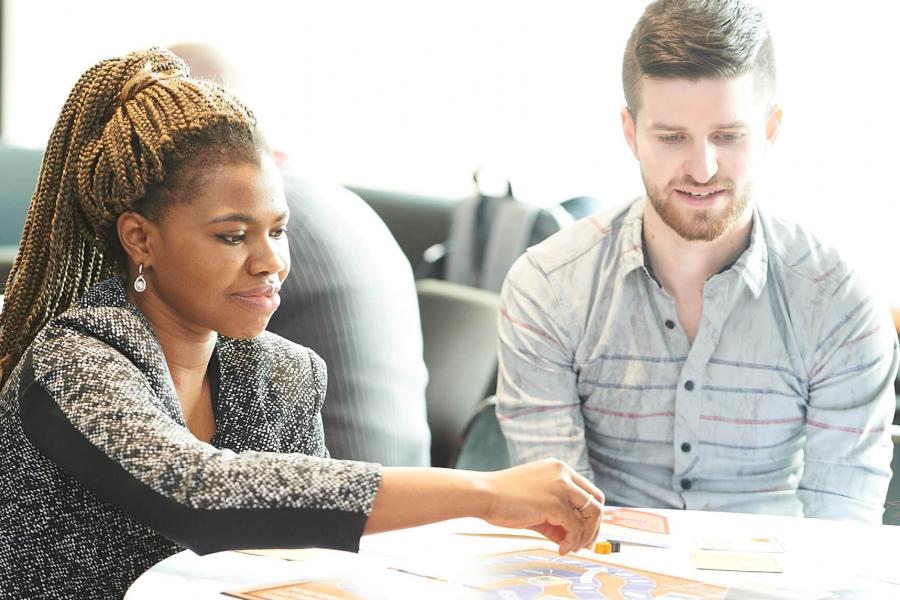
458, 548, 728, 599
226, 547, 729, 600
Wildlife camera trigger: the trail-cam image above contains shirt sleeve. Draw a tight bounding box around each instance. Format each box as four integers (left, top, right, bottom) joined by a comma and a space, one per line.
799, 276, 899, 523
496, 253, 591, 478
18, 327, 382, 555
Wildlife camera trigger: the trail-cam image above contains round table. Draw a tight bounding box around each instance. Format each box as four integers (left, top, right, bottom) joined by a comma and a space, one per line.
126, 508, 900, 599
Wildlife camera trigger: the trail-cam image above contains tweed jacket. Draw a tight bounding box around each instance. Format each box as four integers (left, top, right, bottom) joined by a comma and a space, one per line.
0, 277, 381, 599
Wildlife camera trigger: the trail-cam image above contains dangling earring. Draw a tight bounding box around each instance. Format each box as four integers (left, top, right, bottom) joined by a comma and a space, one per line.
134, 263, 147, 293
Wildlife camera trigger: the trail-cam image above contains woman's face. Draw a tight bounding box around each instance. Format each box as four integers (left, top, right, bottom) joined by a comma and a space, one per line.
138, 154, 290, 340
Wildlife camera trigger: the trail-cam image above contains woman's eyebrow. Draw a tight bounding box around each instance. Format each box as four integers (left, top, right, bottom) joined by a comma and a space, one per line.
206, 211, 288, 225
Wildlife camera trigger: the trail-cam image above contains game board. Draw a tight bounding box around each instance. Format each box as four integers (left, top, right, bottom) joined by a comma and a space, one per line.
225, 547, 729, 600
458, 548, 727, 599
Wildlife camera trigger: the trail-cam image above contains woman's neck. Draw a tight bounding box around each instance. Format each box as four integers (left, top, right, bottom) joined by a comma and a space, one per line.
126, 285, 217, 440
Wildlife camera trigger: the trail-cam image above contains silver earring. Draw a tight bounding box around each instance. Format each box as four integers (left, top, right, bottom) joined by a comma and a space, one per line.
134, 263, 147, 293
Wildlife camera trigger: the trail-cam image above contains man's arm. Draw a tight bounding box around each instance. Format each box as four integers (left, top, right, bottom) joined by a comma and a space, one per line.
496, 254, 591, 479
799, 282, 899, 523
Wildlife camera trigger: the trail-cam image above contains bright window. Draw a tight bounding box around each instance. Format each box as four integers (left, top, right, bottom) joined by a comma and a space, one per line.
3, 1, 898, 303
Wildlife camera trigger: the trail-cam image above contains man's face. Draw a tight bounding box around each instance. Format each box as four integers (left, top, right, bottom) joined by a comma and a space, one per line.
622, 73, 781, 241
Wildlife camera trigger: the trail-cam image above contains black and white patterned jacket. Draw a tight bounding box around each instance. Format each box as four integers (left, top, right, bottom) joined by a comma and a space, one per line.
0, 277, 381, 599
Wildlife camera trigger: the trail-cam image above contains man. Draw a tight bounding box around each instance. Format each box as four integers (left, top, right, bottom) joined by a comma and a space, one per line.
170, 43, 431, 466
497, 0, 898, 523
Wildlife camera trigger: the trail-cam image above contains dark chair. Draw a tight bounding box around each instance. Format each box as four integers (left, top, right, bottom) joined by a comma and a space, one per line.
450, 396, 509, 472
885, 425, 900, 525
0, 142, 43, 290
417, 279, 500, 467
349, 185, 458, 269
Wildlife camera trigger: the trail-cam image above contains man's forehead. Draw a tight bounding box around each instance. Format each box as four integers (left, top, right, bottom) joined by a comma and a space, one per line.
638, 73, 768, 128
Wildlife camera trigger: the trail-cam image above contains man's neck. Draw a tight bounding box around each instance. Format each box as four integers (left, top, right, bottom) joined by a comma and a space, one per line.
642, 201, 753, 297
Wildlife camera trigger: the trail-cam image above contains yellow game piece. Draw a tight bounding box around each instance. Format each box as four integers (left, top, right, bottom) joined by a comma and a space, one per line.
593, 541, 612, 554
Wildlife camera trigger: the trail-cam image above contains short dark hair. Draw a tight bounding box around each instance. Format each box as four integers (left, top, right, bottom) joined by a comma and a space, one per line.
623, 0, 775, 116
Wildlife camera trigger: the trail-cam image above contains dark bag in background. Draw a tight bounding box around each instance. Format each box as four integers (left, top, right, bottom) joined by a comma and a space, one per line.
416, 171, 603, 292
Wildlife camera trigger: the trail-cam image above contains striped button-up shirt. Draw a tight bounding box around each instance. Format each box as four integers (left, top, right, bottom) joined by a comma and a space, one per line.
497, 198, 898, 523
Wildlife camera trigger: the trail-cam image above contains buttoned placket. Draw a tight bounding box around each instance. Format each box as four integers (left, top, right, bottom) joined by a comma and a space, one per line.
645, 266, 741, 508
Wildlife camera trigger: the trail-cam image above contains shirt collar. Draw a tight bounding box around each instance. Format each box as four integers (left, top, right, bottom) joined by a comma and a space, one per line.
730, 205, 768, 299
618, 197, 769, 298
618, 197, 649, 278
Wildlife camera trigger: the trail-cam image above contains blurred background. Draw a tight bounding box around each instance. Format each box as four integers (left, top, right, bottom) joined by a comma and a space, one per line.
2, 0, 898, 305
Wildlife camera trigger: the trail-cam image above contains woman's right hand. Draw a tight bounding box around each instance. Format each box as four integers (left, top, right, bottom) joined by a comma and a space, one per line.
476, 458, 604, 555
365, 459, 603, 555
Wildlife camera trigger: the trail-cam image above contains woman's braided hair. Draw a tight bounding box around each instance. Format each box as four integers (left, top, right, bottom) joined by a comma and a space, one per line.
0, 47, 264, 384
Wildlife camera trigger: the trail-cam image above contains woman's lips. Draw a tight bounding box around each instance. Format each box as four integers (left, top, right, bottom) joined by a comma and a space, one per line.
231, 287, 281, 312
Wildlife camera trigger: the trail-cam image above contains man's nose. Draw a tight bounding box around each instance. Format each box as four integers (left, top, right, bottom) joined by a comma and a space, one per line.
684, 140, 718, 184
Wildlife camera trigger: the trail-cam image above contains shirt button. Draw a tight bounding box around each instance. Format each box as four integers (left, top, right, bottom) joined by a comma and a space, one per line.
681, 442, 692, 453
665, 319, 675, 329
681, 478, 692, 490
684, 380, 695, 391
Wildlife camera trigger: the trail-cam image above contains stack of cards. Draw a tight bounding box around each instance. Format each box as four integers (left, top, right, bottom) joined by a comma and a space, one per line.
692, 535, 784, 573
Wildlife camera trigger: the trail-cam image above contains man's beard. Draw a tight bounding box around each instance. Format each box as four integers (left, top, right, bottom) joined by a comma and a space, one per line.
644, 175, 751, 242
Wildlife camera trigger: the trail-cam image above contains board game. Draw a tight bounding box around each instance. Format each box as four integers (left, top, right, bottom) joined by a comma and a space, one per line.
458, 548, 728, 599
226, 548, 728, 599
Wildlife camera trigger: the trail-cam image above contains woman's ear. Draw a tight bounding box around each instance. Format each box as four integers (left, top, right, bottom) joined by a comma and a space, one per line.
116, 211, 155, 268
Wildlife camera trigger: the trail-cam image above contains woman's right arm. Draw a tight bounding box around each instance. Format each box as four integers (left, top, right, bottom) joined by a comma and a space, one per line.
367, 461, 604, 555
19, 329, 602, 555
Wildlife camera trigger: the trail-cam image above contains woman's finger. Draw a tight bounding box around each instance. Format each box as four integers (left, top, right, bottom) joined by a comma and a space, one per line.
571, 494, 602, 549
569, 469, 606, 505
552, 497, 586, 555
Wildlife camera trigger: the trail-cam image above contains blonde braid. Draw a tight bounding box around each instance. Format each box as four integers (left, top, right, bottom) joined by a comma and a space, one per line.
0, 47, 257, 383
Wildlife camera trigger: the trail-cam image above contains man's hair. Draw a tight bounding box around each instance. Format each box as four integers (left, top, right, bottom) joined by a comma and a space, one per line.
0, 47, 268, 382
622, 0, 775, 116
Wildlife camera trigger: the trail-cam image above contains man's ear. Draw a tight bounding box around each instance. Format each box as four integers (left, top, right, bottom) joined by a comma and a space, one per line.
765, 105, 783, 144
621, 106, 639, 159
116, 211, 155, 268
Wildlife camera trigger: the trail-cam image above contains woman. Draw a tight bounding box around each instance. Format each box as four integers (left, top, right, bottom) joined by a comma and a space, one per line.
0, 48, 604, 599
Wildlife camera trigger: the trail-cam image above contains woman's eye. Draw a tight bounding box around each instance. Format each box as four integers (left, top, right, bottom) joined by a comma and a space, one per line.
217, 233, 245, 245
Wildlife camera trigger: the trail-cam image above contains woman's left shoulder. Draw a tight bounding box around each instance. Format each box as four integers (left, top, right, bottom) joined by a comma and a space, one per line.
217, 332, 327, 398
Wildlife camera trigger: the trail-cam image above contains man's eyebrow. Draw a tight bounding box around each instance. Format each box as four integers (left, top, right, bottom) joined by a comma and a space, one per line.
206, 211, 289, 225
649, 121, 748, 131
649, 122, 685, 131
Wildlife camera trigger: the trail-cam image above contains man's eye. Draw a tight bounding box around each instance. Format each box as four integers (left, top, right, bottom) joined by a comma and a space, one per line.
270, 227, 288, 239
715, 132, 744, 144
659, 134, 683, 144
217, 234, 245, 245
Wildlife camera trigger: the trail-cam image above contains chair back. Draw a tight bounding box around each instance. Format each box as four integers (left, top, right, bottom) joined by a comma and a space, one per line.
886, 424, 900, 525
417, 278, 500, 467
0, 143, 43, 290
450, 396, 510, 472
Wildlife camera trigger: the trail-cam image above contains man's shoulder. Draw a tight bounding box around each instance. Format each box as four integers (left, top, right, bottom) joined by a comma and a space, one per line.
516, 199, 636, 281
761, 210, 860, 298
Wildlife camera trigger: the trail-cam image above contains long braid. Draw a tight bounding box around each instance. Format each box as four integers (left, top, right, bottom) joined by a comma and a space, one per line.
0, 47, 257, 384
